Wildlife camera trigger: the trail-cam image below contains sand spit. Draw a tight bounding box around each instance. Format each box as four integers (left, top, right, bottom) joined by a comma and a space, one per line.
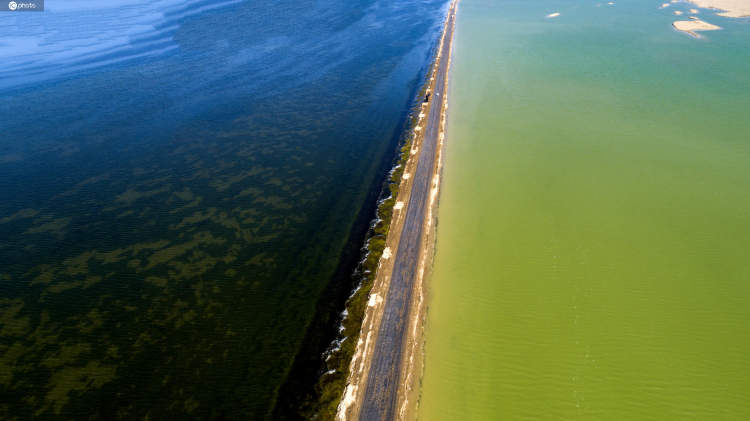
334, 2, 458, 420
673, 18, 722, 36
686, 0, 750, 17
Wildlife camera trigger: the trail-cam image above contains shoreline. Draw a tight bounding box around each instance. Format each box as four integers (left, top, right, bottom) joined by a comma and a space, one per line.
336, 1, 458, 419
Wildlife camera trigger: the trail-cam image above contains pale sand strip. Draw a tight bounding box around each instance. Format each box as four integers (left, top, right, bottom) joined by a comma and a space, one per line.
673, 19, 722, 37
398, 16, 455, 421
686, 0, 750, 17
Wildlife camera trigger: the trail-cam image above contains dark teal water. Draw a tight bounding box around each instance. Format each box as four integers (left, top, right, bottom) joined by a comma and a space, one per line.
0, 0, 448, 418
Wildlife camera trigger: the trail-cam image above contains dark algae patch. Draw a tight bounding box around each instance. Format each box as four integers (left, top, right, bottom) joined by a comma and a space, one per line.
0, 0, 450, 419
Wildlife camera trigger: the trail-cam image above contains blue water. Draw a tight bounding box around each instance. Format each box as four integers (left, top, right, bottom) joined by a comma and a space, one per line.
0, 0, 448, 418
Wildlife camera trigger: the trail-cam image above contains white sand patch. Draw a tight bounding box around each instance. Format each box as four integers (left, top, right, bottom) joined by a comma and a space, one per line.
675, 9, 684, 14
686, 0, 750, 17
661, 3, 671, 8
419, 113, 425, 118
546, 12, 561, 18
337, 385, 357, 420
402, 173, 410, 180
673, 18, 722, 37
690, 7, 700, 12
414, 126, 422, 132
382, 247, 392, 260
394, 201, 404, 211
358, 329, 374, 376
367, 293, 383, 308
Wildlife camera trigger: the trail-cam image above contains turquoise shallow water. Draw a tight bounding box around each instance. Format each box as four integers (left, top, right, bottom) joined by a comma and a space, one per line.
419, 0, 750, 419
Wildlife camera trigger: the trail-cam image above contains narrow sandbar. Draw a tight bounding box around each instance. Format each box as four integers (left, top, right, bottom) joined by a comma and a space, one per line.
672, 19, 722, 37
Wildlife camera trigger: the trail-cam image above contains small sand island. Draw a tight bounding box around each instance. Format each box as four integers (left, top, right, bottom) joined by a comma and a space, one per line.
686, 0, 750, 17
546, 12, 561, 18
673, 19, 722, 37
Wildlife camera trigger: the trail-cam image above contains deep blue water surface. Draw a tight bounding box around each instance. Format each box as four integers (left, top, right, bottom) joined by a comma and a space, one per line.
0, 0, 448, 418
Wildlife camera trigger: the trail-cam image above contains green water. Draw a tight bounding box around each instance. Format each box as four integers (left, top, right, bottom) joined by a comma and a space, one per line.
418, 0, 750, 419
